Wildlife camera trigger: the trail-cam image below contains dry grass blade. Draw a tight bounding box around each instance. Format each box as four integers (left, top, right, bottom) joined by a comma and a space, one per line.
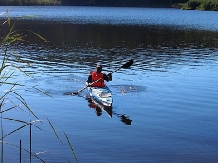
45, 116, 63, 144
1, 124, 26, 140
2, 117, 42, 126
25, 30, 47, 42
2, 23, 15, 43
1, 119, 42, 140
0, 53, 9, 73
0, 105, 17, 114
43, 117, 79, 162
13, 92, 40, 120
63, 131, 78, 163
0, 82, 25, 86
1, 141, 46, 163
1, 71, 15, 85
2, 117, 29, 124
6, 10, 10, 28
0, 83, 17, 101
33, 86, 52, 97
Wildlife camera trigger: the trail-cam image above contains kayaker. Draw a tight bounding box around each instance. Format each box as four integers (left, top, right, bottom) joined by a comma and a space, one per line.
86, 63, 112, 87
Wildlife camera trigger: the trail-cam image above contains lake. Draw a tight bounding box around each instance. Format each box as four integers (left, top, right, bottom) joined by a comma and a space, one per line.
0, 6, 218, 163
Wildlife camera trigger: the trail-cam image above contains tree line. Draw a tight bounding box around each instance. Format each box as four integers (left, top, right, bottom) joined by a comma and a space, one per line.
1, 0, 217, 11
0, 0, 188, 6
61, 0, 188, 6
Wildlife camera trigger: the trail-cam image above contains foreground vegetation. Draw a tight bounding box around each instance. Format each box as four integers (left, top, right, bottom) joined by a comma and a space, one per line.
181, 0, 218, 10
1, 12, 77, 162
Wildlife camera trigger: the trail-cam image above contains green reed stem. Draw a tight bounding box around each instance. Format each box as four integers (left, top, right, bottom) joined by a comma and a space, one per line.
30, 122, 32, 163
0, 109, 3, 163
20, 140, 22, 163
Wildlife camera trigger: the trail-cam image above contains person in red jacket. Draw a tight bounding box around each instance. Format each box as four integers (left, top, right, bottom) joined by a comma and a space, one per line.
86, 63, 112, 87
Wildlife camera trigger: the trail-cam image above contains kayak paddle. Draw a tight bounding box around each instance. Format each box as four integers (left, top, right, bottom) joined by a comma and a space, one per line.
72, 59, 134, 95
72, 78, 101, 95
111, 59, 133, 73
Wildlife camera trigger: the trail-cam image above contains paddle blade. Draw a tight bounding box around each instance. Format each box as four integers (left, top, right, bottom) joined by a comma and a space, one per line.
121, 59, 133, 68
64, 92, 73, 96
64, 92, 78, 95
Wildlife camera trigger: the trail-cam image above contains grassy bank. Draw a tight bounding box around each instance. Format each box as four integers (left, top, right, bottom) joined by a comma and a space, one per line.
181, 0, 218, 10
1, 0, 188, 7
0, 0, 61, 5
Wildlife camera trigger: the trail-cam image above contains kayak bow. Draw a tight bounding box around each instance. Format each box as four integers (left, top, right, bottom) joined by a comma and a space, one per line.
87, 85, 113, 107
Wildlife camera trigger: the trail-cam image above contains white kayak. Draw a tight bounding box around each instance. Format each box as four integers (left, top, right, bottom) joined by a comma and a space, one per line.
87, 86, 113, 107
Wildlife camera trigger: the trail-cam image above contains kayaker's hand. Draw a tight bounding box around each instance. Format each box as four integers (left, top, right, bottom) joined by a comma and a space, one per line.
107, 73, 112, 81
86, 82, 91, 87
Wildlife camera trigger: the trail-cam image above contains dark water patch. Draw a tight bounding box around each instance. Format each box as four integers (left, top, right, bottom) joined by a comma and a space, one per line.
6, 22, 218, 49
2, 22, 218, 77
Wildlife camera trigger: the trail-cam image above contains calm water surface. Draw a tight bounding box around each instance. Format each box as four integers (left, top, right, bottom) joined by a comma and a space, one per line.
0, 6, 218, 163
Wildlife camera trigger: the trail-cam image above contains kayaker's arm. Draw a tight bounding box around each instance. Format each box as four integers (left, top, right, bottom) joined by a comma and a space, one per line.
86, 75, 92, 86
104, 73, 112, 82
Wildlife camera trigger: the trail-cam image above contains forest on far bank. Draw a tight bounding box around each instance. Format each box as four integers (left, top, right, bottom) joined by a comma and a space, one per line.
0, 0, 218, 11
0, 0, 187, 7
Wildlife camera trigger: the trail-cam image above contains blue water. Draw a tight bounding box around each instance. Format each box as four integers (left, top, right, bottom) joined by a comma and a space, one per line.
1, 6, 218, 163
1, 6, 218, 30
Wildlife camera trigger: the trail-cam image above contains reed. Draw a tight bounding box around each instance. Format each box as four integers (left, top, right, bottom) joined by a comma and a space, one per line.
0, 11, 77, 162
181, 0, 218, 10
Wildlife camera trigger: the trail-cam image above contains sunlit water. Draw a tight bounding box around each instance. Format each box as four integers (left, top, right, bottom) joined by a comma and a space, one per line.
1, 6, 218, 163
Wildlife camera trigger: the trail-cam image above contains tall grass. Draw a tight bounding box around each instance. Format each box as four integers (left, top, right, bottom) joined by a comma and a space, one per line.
0, 11, 78, 163
182, 0, 218, 10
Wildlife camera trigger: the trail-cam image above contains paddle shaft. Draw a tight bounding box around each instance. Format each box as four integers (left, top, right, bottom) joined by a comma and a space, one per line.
73, 78, 101, 94
73, 59, 133, 95
111, 67, 122, 73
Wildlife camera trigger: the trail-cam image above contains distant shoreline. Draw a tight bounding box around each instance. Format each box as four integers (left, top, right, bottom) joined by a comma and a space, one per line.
0, 4, 174, 8
0, 0, 179, 8
0, 1, 218, 11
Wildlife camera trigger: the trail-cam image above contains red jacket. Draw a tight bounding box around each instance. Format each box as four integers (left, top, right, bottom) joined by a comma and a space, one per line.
90, 71, 105, 87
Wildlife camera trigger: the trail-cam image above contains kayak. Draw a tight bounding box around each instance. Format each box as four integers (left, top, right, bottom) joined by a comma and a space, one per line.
87, 86, 113, 107
87, 86, 113, 117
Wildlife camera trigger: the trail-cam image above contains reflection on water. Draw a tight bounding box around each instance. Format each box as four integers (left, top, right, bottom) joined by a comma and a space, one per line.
3, 22, 218, 77
87, 96, 132, 125
88, 100, 103, 116
113, 111, 132, 125
88, 98, 112, 117
1, 6, 218, 163
1, 7, 218, 76
63, 93, 132, 125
